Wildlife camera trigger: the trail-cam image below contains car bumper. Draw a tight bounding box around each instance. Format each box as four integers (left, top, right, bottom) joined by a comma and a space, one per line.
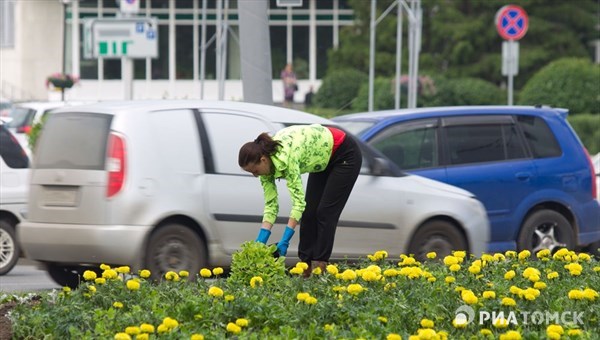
18, 221, 152, 268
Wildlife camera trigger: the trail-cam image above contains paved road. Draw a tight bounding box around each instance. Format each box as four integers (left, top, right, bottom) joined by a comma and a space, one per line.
0, 259, 61, 294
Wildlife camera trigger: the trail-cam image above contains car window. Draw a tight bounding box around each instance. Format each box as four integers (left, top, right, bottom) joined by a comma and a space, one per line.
0, 126, 29, 168
35, 113, 112, 170
517, 115, 562, 158
6, 107, 35, 128
369, 119, 438, 170
203, 112, 276, 175
336, 120, 376, 136
445, 122, 526, 165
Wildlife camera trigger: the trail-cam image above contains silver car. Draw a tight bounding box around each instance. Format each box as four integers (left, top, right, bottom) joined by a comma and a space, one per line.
19, 100, 489, 287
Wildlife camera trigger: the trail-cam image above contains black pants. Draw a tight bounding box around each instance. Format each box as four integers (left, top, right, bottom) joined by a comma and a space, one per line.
298, 135, 362, 262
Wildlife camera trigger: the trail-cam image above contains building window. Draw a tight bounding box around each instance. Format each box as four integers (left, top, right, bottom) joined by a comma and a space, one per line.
0, 0, 15, 48
176, 25, 194, 79
152, 25, 170, 79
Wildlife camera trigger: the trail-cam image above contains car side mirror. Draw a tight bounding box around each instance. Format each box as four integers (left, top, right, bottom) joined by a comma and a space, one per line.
370, 157, 391, 176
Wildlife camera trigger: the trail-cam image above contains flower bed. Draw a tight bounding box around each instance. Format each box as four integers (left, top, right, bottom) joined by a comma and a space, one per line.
4, 244, 599, 339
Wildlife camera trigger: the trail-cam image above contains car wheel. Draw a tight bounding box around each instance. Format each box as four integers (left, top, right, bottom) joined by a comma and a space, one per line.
408, 220, 468, 261
145, 223, 206, 281
46, 264, 87, 288
0, 219, 20, 276
517, 209, 574, 254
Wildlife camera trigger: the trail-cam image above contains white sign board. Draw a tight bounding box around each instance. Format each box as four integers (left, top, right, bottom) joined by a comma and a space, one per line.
84, 18, 158, 59
276, 0, 302, 7
502, 41, 519, 76
120, 0, 140, 14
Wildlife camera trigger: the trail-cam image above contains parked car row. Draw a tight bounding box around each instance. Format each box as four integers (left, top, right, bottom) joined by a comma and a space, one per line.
333, 105, 600, 255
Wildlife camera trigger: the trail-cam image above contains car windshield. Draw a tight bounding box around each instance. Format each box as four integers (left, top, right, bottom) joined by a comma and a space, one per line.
336, 121, 376, 136
6, 107, 35, 128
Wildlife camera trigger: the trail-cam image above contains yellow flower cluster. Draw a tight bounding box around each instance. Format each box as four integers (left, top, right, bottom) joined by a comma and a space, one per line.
461, 289, 478, 305
225, 319, 249, 334
568, 288, 598, 300
546, 324, 564, 339
249, 276, 263, 288
367, 250, 388, 261
157, 317, 179, 334
408, 328, 448, 339
289, 262, 309, 275
564, 262, 583, 276
208, 286, 224, 298
164, 271, 180, 281
113, 320, 157, 339
499, 330, 522, 340
296, 292, 318, 304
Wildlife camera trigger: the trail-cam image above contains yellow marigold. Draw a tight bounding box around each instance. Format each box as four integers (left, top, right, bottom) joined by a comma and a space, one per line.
553, 248, 569, 258
504, 270, 516, 280
443, 255, 459, 266
445, 276, 456, 284
583, 288, 599, 301
386, 334, 402, 340
494, 253, 506, 261
137, 334, 148, 340
226, 322, 241, 334
449, 264, 461, 272
534, 281, 547, 290
312, 267, 323, 275
499, 330, 522, 340
225, 295, 234, 302
481, 254, 494, 262
453, 250, 466, 259
536, 249, 551, 258
501, 297, 516, 306
103, 269, 118, 280
250, 276, 263, 288
509, 286, 522, 295
452, 317, 468, 328
383, 268, 398, 277
547, 324, 564, 337
461, 290, 478, 305
208, 286, 224, 297
164, 271, 179, 281
567, 329, 582, 336
341, 269, 357, 281
565, 262, 583, 276
297, 292, 310, 301
362, 270, 378, 281
114, 333, 131, 340
400, 257, 417, 266
493, 317, 509, 328
163, 317, 178, 329
305, 296, 318, 305
505, 250, 517, 258
126, 280, 140, 291
518, 250, 531, 260
199, 268, 212, 278
417, 329, 437, 339
83, 270, 97, 281
384, 283, 396, 291
139, 269, 151, 278
191, 334, 204, 340
547, 332, 561, 340
326, 264, 339, 275
547, 271, 559, 279
156, 324, 169, 334
295, 262, 309, 270
524, 288, 540, 298
523, 267, 540, 278
179, 270, 189, 278
125, 326, 141, 335
235, 318, 249, 327
95, 277, 106, 285
324, 324, 335, 331
578, 253, 591, 261
140, 323, 155, 333
116, 266, 130, 274
568, 289, 584, 300
88, 285, 96, 293
378, 316, 388, 323
426, 252, 437, 259
113, 301, 124, 308
480, 329, 493, 336
100, 263, 111, 270
212, 267, 224, 275
428, 276, 437, 283
482, 291, 496, 299
420, 318, 434, 328
289, 267, 304, 275
468, 265, 481, 274
347, 283, 365, 295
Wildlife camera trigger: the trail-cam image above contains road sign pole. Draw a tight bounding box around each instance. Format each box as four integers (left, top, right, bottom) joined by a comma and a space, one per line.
496, 5, 528, 107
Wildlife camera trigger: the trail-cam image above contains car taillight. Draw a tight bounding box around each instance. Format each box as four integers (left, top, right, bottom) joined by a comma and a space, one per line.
584, 149, 597, 200
17, 125, 31, 134
107, 133, 126, 198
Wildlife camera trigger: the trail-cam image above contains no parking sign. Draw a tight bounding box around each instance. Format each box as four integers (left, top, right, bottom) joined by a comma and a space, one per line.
495, 5, 528, 41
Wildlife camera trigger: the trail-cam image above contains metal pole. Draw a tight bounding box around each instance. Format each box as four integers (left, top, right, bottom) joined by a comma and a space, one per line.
395, 0, 402, 109
219, 0, 228, 99
411, 1, 421, 108
368, 0, 377, 112
200, 0, 207, 99
508, 40, 514, 105
216, 0, 222, 99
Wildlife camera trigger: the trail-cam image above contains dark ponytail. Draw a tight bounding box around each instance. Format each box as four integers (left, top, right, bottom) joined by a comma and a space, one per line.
238, 132, 282, 167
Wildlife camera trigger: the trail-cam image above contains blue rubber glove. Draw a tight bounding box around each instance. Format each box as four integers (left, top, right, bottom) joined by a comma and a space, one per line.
276, 226, 295, 257
255, 228, 272, 244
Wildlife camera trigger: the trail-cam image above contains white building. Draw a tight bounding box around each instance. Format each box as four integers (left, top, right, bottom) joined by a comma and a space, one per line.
0, 0, 354, 103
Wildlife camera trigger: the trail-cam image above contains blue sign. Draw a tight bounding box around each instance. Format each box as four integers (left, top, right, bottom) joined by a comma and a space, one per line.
136, 22, 144, 33
495, 5, 528, 41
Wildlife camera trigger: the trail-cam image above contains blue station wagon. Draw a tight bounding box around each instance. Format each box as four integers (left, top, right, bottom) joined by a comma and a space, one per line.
334, 106, 600, 254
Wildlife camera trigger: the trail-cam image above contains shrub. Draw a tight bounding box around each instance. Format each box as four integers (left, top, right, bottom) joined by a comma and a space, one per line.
425, 77, 505, 107
518, 58, 600, 114
352, 77, 396, 111
314, 69, 367, 110
568, 113, 600, 154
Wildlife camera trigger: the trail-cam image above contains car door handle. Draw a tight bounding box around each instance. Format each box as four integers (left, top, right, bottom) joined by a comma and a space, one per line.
515, 172, 531, 181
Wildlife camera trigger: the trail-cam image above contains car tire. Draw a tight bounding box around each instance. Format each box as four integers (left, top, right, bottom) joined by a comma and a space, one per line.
0, 219, 20, 276
46, 264, 87, 288
408, 220, 468, 261
145, 223, 207, 281
517, 209, 574, 254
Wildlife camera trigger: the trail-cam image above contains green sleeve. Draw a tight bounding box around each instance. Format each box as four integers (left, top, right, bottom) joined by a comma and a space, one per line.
259, 175, 279, 225
285, 155, 306, 222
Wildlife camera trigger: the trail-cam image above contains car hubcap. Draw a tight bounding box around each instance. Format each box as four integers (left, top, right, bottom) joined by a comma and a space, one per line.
0, 229, 15, 268
420, 236, 452, 258
156, 239, 189, 271
531, 223, 566, 253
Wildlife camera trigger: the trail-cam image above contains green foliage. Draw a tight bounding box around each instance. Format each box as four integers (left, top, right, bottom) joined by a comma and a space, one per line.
352, 77, 396, 111
424, 77, 505, 107
27, 114, 49, 153
314, 68, 367, 110
518, 58, 600, 114
228, 241, 286, 286
568, 114, 600, 154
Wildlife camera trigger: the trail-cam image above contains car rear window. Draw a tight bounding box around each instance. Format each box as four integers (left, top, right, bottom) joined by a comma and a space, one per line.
336, 121, 376, 136
517, 115, 562, 158
6, 107, 35, 128
35, 113, 112, 170
0, 126, 29, 168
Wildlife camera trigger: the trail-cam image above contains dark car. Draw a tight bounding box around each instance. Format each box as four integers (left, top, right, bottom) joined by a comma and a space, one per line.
334, 106, 600, 254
